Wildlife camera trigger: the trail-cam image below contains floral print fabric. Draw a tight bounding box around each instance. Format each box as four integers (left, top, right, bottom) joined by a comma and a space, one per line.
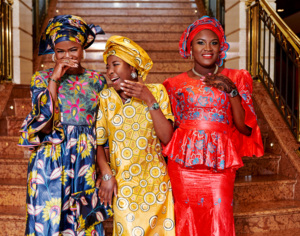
96, 85, 176, 236
18, 69, 110, 235
162, 68, 264, 170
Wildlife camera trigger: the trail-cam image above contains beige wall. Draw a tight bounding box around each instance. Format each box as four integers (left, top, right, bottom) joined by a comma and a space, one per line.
13, 0, 33, 84
224, 0, 276, 71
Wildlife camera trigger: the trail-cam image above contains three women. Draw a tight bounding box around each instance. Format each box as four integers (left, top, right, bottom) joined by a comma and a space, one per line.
20, 14, 263, 236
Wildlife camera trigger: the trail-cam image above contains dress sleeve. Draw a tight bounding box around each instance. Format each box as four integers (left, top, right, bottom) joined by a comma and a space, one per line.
96, 94, 108, 146
163, 78, 181, 129
232, 69, 264, 157
157, 84, 174, 122
18, 71, 64, 147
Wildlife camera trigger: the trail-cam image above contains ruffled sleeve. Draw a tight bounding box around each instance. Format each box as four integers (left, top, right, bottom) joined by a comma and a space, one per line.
229, 69, 264, 157
163, 78, 181, 129
18, 70, 64, 147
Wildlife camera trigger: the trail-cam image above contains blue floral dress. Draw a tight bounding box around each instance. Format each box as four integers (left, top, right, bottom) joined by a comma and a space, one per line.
18, 68, 112, 236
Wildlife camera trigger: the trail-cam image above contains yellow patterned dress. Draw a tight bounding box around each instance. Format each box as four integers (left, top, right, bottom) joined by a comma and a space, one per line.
96, 84, 175, 236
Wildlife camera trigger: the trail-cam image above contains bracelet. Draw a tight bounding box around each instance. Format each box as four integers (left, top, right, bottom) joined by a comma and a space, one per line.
102, 173, 115, 181
48, 78, 60, 84
148, 102, 160, 111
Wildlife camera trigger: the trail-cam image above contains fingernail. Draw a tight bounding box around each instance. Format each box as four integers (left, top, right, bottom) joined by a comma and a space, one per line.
120, 83, 124, 86
208, 73, 211, 75
124, 80, 128, 82
201, 76, 205, 79
124, 92, 127, 94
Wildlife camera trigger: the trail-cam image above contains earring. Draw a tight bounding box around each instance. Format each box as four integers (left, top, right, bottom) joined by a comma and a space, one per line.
131, 72, 137, 79
82, 50, 86, 59
52, 54, 57, 62
190, 51, 193, 60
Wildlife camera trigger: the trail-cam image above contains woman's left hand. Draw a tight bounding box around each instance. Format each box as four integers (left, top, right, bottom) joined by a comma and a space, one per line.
120, 80, 156, 106
201, 73, 237, 93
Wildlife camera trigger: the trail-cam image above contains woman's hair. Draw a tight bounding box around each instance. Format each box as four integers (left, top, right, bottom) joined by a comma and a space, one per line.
38, 15, 104, 56
179, 16, 229, 66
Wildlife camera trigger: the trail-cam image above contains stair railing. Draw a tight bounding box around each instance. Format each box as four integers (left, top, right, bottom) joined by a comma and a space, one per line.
0, 0, 13, 82
246, 0, 300, 142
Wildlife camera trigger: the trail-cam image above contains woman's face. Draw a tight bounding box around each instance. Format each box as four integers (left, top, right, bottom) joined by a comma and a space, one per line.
54, 41, 84, 63
191, 29, 220, 68
106, 55, 138, 92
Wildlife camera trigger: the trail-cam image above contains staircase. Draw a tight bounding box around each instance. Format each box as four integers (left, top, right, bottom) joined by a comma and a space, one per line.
1, 0, 300, 236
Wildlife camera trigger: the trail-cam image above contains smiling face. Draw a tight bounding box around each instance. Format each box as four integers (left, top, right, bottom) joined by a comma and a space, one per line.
191, 29, 220, 68
106, 55, 138, 92
54, 41, 83, 63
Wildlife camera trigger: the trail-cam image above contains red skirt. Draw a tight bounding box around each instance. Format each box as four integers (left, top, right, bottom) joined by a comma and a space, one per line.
168, 160, 236, 236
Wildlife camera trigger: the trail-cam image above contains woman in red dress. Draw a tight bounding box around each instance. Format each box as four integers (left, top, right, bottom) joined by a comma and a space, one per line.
162, 16, 264, 236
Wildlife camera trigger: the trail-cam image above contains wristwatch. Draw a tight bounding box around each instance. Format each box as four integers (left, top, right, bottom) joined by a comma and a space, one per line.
228, 89, 239, 98
148, 102, 160, 110
102, 173, 115, 181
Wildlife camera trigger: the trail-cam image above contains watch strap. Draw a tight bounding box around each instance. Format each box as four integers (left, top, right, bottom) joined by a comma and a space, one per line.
148, 102, 160, 110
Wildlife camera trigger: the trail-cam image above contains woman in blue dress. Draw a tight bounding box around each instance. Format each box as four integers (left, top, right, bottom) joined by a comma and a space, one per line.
18, 15, 111, 236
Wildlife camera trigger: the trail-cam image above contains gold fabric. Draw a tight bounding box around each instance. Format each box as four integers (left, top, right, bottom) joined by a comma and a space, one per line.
103, 36, 153, 81
96, 84, 175, 236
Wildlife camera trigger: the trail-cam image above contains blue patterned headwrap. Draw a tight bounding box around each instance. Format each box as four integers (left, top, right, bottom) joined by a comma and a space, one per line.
38, 15, 105, 56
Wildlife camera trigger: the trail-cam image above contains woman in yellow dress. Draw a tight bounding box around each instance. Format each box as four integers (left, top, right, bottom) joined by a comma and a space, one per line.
95, 36, 175, 236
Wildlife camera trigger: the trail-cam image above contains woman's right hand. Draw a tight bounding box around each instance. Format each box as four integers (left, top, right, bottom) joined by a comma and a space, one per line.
96, 175, 118, 207
51, 58, 79, 80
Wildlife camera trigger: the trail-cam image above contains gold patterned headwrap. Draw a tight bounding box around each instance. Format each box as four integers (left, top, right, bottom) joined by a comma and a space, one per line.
103, 36, 153, 81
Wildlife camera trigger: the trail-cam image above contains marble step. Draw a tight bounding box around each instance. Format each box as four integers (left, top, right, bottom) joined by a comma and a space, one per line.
0, 205, 26, 236
6, 116, 25, 136
13, 98, 31, 118
236, 154, 280, 177
43, 50, 185, 62
0, 158, 28, 179
57, 2, 198, 9
234, 175, 295, 203
95, 23, 189, 33
233, 200, 300, 234
41, 60, 194, 73
94, 32, 183, 41
90, 41, 181, 51
56, 8, 199, 16
0, 178, 27, 207
59, 0, 196, 2
236, 228, 300, 235
60, 15, 198, 24
0, 136, 27, 156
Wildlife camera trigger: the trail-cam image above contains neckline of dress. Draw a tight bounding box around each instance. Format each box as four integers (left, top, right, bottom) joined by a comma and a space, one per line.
185, 68, 227, 81
50, 68, 88, 76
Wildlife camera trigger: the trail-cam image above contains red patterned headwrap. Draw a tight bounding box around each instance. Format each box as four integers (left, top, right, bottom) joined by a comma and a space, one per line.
179, 16, 229, 66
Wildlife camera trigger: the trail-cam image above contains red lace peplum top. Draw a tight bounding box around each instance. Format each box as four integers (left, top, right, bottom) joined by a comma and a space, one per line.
162, 68, 264, 170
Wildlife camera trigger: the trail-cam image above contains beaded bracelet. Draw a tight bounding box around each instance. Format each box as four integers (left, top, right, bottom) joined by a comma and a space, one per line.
48, 78, 60, 84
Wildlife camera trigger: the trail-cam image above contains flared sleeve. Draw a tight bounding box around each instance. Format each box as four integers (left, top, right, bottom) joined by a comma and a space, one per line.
18, 70, 64, 147
163, 78, 181, 129
229, 69, 264, 157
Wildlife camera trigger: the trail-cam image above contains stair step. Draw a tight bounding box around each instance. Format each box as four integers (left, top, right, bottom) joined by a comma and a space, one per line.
0, 205, 26, 236
96, 23, 190, 33
0, 136, 27, 156
58, 0, 196, 2
56, 8, 198, 16
57, 2, 197, 9
0, 178, 27, 206
13, 98, 31, 118
6, 116, 25, 136
0, 158, 28, 179
64, 15, 197, 24
94, 32, 183, 41
234, 175, 295, 203
234, 200, 300, 233
236, 154, 280, 177
236, 228, 300, 235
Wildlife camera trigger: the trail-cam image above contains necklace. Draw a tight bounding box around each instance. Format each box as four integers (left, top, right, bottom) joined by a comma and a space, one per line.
192, 64, 219, 77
